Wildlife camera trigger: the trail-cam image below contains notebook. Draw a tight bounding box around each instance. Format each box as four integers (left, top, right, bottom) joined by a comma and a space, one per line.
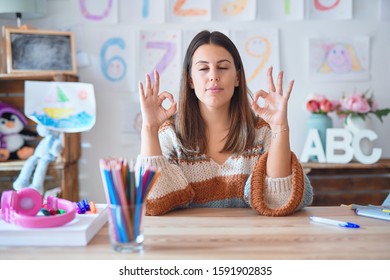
0, 204, 108, 246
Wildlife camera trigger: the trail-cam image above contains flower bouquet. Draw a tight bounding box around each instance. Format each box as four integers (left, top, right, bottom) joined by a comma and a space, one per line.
306, 94, 334, 115
304, 94, 334, 159
335, 89, 390, 123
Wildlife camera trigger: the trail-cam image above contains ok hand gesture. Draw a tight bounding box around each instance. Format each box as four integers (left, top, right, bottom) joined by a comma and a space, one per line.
251, 66, 293, 131
138, 69, 177, 131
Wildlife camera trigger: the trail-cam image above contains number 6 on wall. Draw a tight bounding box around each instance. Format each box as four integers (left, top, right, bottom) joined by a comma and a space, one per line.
100, 37, 127, 82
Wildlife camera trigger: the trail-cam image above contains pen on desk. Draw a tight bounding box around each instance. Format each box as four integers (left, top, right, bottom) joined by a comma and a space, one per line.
341, 204, 389, 212
309, 216, 360, 228
340, 204, 368, 210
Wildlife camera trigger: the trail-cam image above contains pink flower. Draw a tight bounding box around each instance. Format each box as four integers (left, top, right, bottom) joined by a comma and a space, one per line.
320, 99, 333, 113
336, 89, 390, 123
340, 93, 370, 114
306, 94, 334, 114
306, 100, 320, 113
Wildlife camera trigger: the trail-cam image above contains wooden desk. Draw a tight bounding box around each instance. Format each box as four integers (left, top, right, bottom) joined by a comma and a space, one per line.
0, 207, 389, 260
303, 159, 390, 206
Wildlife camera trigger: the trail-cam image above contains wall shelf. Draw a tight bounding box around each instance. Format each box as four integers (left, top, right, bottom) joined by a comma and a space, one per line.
302, 159, 390, 206
0, 73, 80, 201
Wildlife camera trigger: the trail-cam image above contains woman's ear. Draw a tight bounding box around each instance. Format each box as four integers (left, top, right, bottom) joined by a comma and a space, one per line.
235, 71, 240, 87
189, 76, 194, 89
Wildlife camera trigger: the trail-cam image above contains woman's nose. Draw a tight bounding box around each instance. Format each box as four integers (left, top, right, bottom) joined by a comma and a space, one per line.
209, 69, 219, 81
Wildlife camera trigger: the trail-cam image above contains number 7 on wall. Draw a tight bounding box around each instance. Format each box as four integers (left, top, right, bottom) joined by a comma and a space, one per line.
146, 41, 177, 84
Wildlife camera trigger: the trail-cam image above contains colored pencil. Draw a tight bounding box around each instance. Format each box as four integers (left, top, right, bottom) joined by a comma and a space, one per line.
99, 157, 161, 243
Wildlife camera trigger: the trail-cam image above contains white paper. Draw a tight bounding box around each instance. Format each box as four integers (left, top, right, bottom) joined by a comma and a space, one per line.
120, 0, 165, 24
308, 36, 370, 81
167, 0, 211, 22
212, 0, 256, 21
73, 25, 136, 92
24, 81, 96, 133
138, 30, 182, 98
232, 29, 280, 93
258, 0, 304, 20
0, 204, 108, 246
74, 0, 119, 24
306, 0, 353, 20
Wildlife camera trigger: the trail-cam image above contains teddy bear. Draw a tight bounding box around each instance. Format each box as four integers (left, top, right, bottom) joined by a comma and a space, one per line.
0, 102, 37, 161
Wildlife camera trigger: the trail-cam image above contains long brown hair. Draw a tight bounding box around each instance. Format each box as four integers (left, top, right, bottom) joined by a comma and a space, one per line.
175, 30, 257, 154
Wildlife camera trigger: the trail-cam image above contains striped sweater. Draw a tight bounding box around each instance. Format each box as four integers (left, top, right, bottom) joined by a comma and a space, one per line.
138, 120, 313, 216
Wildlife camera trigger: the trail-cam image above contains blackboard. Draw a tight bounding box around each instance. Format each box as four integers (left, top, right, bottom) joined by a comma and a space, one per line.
1, 26, 77, 74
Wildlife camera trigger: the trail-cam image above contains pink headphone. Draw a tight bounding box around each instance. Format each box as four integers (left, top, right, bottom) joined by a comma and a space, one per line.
1, 188, 76, 228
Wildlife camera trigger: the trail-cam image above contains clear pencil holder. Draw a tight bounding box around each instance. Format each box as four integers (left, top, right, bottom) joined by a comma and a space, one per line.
108, 203, 145, 253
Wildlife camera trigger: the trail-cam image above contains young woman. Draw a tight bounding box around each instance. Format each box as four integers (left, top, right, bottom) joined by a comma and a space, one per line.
137, 30, 313, 216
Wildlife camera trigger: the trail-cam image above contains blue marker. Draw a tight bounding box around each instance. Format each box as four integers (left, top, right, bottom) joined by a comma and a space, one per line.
310, 216, 360, 228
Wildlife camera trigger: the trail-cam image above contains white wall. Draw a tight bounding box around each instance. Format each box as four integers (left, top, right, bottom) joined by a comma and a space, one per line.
1, 0, 389, 203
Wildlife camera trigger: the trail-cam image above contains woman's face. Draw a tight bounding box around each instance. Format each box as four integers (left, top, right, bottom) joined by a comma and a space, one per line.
190, 44, 239, 111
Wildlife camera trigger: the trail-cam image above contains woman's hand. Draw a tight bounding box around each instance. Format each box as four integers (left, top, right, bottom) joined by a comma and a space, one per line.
251, 66, 293, 131
138, 69, 177, 132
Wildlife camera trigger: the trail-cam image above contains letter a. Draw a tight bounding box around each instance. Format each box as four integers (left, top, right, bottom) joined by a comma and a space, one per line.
300, 129, 326, 163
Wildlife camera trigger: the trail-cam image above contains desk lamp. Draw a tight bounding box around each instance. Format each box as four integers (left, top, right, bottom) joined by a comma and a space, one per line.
0, 0, 47, 27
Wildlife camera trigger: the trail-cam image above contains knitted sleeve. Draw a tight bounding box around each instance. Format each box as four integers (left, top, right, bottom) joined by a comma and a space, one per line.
245, 151, 313, 216
137, 155, 195, 216
137, 124, 195, 216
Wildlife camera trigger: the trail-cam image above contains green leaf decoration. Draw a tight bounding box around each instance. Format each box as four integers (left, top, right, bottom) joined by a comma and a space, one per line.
373, 108, 390, 123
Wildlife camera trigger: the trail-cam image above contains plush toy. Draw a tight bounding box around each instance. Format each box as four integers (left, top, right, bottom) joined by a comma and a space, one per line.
0, 102, 37, 161
13, 124, 62, 194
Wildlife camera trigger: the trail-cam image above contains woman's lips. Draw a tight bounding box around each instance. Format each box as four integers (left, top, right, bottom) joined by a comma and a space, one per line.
207, 86, 223, 92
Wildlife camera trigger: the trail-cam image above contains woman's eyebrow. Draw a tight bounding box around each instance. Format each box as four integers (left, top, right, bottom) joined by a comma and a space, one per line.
195, 59, 232, 65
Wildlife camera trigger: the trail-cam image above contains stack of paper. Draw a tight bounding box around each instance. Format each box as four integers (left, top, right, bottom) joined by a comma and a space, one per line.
0, 204, 108, 246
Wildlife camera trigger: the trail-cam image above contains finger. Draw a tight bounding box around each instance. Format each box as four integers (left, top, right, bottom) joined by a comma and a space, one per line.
251, 101, 263, 116
252, 90, 268, 110
153, 69, 160, 95
138, 81, 145, 100
253, 89, 268, 100
251, 100, 259, 111
145, 73, 151, 95
267, 66, 276, 93
166, 101, 177, 118
276, 71, 283, 95
284, 80, 294, 100
158, 91, 175, 103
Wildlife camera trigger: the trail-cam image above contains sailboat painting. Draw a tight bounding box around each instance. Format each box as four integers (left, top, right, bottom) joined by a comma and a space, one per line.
43, 85, 73, 119
24, 81, 96, 133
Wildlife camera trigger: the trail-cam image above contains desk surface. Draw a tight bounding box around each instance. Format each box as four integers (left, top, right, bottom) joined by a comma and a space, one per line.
1, 206, 389, 260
